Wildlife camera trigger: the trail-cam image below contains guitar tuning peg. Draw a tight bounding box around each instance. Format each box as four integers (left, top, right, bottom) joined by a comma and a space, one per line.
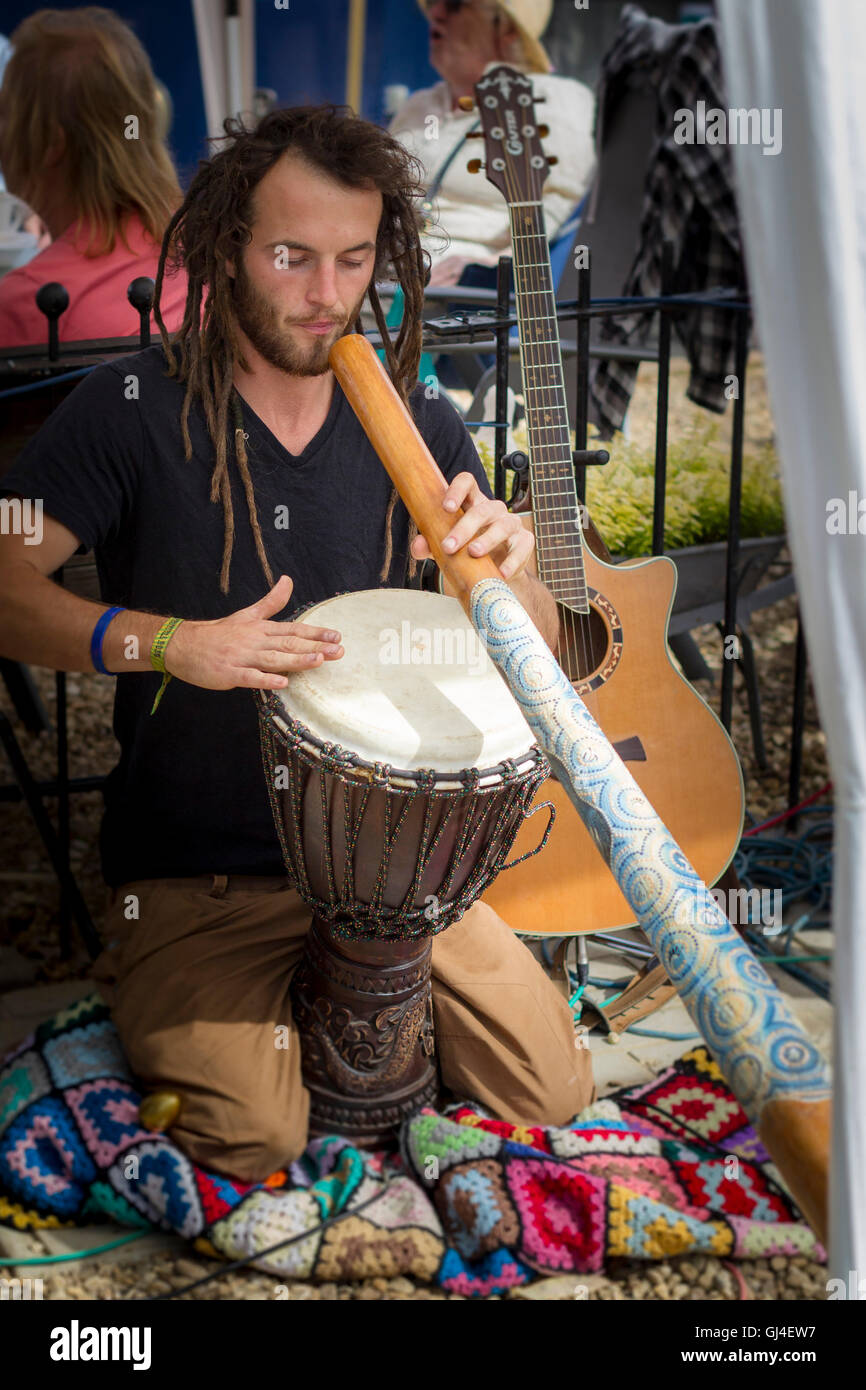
547, 155, 559, 167
457, 96, 475, 112
467, 158, 484, 174
538, 124, 550, 138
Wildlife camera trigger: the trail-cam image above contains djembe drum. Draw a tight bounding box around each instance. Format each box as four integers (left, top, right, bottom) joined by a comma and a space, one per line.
256, 587, 550, 1147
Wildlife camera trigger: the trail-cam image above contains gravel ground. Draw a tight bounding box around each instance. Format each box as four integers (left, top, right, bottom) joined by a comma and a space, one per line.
0, 356, 831, 1300
37, 1252, 830, 1302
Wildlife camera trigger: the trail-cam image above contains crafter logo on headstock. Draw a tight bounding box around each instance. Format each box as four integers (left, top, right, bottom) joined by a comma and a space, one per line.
504, 108, 522, 156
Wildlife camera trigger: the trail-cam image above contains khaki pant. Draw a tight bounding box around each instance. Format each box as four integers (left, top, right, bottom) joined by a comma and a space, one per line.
92, 876, 594, 1182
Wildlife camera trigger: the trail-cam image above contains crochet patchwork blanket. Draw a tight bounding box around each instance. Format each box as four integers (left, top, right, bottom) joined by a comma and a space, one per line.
0, 993, 823, 1296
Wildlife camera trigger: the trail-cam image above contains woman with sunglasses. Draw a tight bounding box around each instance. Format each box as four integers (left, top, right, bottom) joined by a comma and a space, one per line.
390, 0, 595, 289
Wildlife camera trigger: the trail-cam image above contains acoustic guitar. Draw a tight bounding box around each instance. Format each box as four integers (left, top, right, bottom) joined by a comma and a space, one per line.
467, 65, 745, 934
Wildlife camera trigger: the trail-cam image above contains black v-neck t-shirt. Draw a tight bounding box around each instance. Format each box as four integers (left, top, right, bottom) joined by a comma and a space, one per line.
3, 345, 491, 884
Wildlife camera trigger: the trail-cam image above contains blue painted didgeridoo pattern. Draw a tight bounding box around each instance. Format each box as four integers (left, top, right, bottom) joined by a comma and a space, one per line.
472, 578, 831, 1124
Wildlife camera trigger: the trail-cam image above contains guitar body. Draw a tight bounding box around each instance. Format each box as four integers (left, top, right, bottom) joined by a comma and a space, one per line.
484, 528, 745, 934
469, 63, 744, 935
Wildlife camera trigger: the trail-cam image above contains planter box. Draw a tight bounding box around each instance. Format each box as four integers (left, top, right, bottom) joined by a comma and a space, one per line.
666, 535, 788, 621
612, 535, 790, 635
659, 535, 792, 766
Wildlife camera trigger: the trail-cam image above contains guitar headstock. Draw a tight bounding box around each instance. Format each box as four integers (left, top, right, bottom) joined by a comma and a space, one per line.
467, 65, 551, 205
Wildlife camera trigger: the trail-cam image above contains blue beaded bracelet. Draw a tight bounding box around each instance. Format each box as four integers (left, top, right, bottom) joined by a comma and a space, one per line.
90, 606, 126, 675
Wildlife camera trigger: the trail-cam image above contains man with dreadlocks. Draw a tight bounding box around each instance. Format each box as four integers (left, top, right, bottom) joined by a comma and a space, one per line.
0, 107, 593, 1181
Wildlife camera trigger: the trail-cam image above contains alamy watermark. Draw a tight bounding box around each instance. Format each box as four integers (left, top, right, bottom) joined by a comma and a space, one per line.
826, 1270, 866, 1299
674, 885, 783, 932
674, 101, 782, 157
379, 621, 488, 675
0, 496, 43, 545
826, 491, 866, 535
49, 1322, 151, 1369
1, 1276, 43, 1299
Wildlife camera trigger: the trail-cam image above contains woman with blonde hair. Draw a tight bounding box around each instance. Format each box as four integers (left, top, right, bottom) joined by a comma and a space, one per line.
0, 7, 187, 346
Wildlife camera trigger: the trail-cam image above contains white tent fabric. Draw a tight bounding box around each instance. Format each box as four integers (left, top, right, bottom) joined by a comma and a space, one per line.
192, 0, 256, 140
717, 0, 866, 1283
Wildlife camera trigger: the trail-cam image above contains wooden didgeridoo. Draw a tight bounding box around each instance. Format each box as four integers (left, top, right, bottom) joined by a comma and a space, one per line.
330, 333, 831, 1244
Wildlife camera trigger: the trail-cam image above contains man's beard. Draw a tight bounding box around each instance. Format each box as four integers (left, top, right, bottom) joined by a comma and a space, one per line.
231, 257, 366, 376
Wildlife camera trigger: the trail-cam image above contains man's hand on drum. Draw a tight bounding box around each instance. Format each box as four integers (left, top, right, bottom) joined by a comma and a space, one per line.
409, 471, 534, 580
165, 575, 343, 691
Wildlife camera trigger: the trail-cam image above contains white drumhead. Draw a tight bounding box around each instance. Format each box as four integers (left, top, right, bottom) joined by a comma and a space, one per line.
272, 589, 536, 773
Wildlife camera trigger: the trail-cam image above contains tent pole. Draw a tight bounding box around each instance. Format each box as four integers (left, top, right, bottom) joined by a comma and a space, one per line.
345, 0, 367, 114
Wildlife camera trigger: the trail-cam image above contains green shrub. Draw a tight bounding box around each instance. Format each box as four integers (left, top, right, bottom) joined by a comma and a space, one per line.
473, 421, 784, 558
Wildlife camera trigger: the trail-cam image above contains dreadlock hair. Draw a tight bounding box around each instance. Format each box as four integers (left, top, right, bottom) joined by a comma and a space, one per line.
153, 105, 431, 593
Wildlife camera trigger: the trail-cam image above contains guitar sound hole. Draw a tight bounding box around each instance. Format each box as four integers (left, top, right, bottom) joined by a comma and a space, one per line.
556, 601, 609, 685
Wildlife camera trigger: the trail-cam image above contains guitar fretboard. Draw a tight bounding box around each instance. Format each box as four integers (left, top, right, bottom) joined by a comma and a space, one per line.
510, 202, 589, 612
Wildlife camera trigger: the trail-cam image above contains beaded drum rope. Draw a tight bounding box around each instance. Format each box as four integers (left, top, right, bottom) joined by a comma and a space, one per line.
256, 689, 552, 942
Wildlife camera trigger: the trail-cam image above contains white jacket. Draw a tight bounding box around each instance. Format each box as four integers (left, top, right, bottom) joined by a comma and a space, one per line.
389, 69, 596, 268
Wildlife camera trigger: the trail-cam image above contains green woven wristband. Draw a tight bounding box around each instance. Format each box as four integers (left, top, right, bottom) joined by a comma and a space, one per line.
150, 617, 184, 714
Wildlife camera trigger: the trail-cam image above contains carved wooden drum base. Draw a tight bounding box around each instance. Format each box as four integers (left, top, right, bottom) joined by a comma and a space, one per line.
290, 918, 439, 1148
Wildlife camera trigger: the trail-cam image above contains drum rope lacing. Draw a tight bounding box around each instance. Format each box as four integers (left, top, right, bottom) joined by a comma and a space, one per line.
257, 692, 553, 942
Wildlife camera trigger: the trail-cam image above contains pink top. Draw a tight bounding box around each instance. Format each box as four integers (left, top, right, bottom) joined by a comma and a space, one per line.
0, 212, 187, 349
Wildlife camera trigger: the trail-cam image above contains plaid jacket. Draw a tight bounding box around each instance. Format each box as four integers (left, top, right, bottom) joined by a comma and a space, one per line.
589, 4, 746, 437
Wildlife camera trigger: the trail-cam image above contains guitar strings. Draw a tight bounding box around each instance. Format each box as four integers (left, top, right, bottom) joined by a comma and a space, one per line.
503, 169, 572, 651
501, 149, 598, 689
503, 157, 593, 685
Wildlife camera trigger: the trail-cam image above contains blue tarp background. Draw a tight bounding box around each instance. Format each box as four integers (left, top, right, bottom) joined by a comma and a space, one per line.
2, 0, 207, 183
1, 0, 438, 184
258, 0, 438, 130
1, 0, 688, 186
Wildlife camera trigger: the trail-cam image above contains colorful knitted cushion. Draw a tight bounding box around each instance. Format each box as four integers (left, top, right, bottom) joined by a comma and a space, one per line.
0, 994, 823, 1295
